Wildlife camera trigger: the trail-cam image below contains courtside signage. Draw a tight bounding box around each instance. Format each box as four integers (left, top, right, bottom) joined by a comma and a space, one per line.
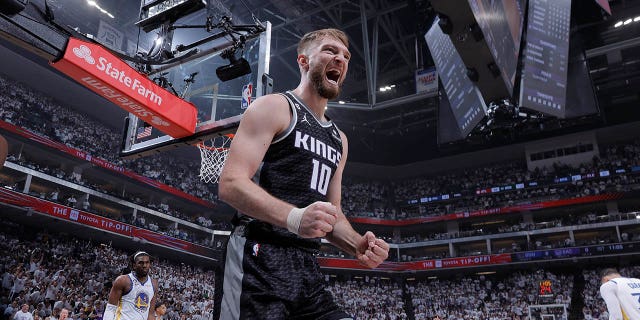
51, 37, 196, 138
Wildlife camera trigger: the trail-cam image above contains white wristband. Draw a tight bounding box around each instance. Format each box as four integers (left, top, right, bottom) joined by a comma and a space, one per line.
287, 207, 304, 235
103, 303, 117, 320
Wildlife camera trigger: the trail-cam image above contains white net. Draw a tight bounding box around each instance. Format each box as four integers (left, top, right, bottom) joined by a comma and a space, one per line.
197, 134, 233, 184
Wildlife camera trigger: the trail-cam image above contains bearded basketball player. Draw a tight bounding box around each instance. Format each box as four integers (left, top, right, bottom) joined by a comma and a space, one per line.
102, 251, 158, 320
216, 28, 390, 320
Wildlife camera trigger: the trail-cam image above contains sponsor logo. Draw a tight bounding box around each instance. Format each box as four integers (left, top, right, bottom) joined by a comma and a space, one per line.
70, 210, 79, 221
68, 42, 175, 128
252, 243, 260, 257
73, 45, 95, 65
300, 113, 311, 126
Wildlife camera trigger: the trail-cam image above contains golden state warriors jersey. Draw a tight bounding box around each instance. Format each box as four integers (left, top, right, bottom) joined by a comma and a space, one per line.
116, 273, 155, 320
600, 277, 640, 320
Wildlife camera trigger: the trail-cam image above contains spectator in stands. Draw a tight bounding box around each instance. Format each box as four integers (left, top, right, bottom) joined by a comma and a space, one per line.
59, 309, 69, 320
14, 304, 33, 320
153, 302, 167, 320
66, 196, 76, 208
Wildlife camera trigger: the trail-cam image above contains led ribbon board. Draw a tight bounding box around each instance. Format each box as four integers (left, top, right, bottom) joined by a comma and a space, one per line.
51, 37, 197, 138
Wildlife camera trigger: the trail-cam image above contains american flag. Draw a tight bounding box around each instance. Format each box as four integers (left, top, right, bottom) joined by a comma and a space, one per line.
136, 125, 152, 139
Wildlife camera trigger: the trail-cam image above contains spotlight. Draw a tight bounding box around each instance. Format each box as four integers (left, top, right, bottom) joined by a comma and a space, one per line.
216, 51, 251, 82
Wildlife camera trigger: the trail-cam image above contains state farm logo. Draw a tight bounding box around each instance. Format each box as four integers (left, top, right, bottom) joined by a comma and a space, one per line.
73, 45, 95, 65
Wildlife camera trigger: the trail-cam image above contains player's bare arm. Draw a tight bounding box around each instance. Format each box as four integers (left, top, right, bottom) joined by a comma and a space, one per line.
107, 275, 130, 305
219, 94, 338, 238
324, 131, 389, 268
102, 275, 130, 320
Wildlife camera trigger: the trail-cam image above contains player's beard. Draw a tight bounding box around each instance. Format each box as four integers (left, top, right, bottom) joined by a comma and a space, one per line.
310, 65, 341, 100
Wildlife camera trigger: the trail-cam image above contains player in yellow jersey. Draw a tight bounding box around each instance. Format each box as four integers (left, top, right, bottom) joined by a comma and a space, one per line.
102, 252, 158, 320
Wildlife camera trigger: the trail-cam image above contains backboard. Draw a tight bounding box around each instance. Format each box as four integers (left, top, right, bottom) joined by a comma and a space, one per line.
120, 22, 272, 158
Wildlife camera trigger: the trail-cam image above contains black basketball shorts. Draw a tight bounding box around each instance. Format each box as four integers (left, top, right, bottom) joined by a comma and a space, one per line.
214, 229, 352, 320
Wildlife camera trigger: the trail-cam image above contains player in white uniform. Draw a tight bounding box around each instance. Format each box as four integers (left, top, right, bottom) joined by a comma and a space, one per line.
102, 251, 158, 320
600, 268, 640, 320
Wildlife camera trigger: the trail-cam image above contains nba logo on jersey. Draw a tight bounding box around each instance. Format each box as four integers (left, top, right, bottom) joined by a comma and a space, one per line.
252, 243, 260, 257
241, 83, 253, 109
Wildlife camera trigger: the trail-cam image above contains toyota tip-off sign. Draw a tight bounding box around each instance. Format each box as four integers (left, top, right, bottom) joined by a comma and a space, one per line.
51, 38, 197, 138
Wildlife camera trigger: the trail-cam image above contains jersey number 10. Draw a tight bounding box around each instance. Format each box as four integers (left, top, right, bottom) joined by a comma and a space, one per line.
310, 159, 332, 195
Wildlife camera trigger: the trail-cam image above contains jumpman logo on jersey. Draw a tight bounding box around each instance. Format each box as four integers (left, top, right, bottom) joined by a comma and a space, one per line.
301, 114, 311, 126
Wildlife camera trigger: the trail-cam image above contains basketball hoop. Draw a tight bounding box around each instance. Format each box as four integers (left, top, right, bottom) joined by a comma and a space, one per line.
197, 134, 234, 183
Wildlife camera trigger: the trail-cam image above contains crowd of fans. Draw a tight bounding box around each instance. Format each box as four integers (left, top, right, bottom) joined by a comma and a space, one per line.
0, 221, 215, 320
0, 75, 217, 203
410, 270, 573, 319
327, 277, 407, 319
341, 139, 640, 220
1, 153, 227, 248
6, 214, 638, 320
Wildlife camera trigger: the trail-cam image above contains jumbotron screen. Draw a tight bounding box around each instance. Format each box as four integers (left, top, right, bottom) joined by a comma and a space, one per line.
518, 0, 572, 118
425, 17, 487, 138
469, 0, 526, 95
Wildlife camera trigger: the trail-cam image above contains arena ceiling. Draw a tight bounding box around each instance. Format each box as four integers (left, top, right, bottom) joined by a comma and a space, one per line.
1, 0, 640, 165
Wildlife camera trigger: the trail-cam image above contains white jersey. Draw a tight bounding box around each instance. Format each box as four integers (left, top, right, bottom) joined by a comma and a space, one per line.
116, 273, 155, 320
600, 277, 640, 320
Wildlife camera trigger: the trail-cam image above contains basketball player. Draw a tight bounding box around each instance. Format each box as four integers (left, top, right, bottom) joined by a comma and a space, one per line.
216, 28, 390, 319
1, 134, 8, 168
600, 268, 640, 320
102, 251, 158, 320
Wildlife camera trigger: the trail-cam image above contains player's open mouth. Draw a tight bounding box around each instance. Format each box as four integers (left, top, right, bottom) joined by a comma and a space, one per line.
326, 69, 341, 85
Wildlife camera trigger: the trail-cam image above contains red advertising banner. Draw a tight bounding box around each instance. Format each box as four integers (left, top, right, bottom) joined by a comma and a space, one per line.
0, 187, 132, 236
349, 193, 625, 226
317, 254, 512, 271
50, 38, 197, 138
0, 120, 214, 208
0, 188, 213, 255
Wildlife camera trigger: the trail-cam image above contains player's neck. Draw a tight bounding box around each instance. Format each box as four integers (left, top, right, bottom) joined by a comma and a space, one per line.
133, 272, 148, 283
291, 86, 327, 120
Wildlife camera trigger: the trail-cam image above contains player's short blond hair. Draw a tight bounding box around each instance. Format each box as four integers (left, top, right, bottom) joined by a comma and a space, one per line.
297, 28, 349, 56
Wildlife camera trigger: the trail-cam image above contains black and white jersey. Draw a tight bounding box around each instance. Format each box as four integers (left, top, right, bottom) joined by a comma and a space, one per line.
238, 91, 343, 247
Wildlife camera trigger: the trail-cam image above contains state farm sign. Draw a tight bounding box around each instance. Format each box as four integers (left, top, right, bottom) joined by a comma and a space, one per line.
51, 38, 196, 138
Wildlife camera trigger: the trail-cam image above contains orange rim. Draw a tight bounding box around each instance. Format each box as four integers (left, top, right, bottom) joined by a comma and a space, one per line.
196, 133, 234, 151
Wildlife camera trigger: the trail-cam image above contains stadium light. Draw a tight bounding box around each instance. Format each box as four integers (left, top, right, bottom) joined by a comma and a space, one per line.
623, 18, 632, 25
86, 0, 114, 18
634, 16, 640, 22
